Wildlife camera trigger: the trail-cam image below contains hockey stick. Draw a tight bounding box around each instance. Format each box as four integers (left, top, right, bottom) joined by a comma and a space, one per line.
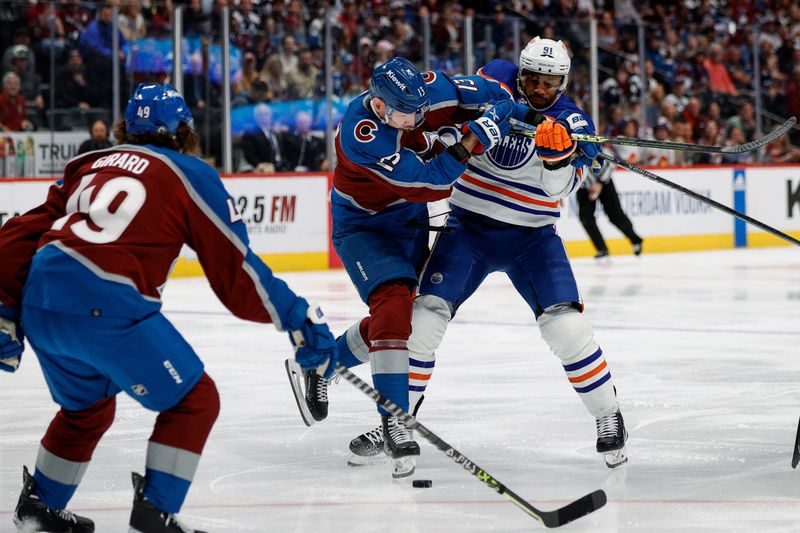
596, 152, 800, 248
508, 116, 796, 154
328, 362, 607, 528
792, 416, 800, 469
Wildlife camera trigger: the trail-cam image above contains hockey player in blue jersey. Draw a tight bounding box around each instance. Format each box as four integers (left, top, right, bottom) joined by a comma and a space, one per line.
344, 38, 630, 469
292, 57, 532, 478
0, 84, 337, 532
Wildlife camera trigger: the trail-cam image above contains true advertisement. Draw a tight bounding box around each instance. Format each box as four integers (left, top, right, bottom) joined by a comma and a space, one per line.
0, 132, 85, 178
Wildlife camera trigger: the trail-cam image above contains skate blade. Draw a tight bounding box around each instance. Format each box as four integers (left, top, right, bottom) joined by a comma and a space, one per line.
347, 453, 389, 467
13, 516, 36, 533
284, 358, 316, 427
603, 446, 628, 469
391, 456, 416, 479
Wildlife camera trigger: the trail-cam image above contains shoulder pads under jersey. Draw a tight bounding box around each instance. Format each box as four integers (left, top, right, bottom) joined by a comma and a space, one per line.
477, 59, 519, 98
339, 93, 403, 165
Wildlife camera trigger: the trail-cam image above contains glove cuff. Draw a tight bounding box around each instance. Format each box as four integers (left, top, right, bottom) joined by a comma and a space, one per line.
446, 142, 471, 163
543, 157, 573, 171
284, 297, 310, 332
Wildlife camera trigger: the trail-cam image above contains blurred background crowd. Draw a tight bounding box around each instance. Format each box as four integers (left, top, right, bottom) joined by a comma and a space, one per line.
0, 0, 798, 172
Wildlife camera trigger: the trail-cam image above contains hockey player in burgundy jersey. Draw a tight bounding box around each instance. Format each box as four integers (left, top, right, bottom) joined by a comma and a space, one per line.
0, 84, 337, 533
299, 56, 534, 478
346, 38, 629, 469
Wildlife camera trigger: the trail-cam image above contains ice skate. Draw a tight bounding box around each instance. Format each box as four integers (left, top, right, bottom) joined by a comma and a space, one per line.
347, 396, 424, 467
128, 472, 207, 533
383, 415, 420, 479
633, 241, 643, 256
347, 424, 388, 466
285, 358, 332, 426
13, 465, 95, 533
304, 369, 330, 422
596, 410, 628, 468
593, 249, 611, 266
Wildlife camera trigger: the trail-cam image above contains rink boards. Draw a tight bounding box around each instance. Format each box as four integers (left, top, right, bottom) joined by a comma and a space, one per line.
2, 164, 799, 273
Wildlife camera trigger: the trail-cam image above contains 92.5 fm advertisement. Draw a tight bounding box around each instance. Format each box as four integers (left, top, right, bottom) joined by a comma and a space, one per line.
178, 175, 330, 262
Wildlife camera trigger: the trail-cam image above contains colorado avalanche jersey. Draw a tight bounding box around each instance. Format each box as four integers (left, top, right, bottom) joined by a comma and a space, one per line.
332, 69, 512, 223
448, 59, 593, 228
0, 145, 297, 328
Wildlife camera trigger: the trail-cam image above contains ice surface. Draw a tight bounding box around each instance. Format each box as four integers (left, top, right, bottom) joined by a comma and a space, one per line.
2, 248, 799, 532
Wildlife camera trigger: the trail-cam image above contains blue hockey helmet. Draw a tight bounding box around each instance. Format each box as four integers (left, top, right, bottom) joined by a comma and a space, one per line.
368, 57, 429, 126
125, 83, 194, 135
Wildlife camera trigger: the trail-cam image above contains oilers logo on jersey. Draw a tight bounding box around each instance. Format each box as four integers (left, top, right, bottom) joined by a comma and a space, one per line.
485, 134, 536, 171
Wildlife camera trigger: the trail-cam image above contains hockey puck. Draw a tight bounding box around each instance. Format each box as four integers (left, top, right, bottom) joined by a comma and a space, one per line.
412, 479, 433, 488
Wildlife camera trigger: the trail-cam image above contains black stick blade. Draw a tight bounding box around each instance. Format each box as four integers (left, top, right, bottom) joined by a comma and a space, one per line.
723, 116, 796, 153
792, 416, 800, 469
541, 490, 607, 528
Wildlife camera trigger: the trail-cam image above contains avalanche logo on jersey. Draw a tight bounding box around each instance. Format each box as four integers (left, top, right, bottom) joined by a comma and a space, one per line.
354, 119, 378, 143
485, 134, 535, 171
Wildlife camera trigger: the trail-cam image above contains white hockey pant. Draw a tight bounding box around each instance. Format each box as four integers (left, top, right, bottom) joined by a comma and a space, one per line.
538, 304, 618, 418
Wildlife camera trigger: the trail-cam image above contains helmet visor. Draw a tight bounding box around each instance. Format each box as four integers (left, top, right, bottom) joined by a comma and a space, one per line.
386, 100, 430, 128
518, 70, 564, 92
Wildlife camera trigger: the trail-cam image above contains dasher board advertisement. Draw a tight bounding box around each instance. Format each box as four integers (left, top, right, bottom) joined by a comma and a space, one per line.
0, 132, 86, 178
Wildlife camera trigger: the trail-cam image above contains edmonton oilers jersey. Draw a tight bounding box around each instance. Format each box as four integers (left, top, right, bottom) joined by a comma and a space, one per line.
449, 59, 591, 228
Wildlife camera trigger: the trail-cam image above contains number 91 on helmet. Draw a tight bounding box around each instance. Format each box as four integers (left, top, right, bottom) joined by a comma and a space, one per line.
125, 83, 194, 135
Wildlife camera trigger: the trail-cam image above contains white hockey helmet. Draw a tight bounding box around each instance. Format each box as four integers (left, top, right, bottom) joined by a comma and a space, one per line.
518, 37, 571, 98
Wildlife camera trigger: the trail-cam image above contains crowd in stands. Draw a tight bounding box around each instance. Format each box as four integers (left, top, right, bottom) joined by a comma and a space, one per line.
0, 0, 798, 167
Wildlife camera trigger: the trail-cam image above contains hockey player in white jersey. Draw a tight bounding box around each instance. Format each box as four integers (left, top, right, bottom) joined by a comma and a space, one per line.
345, 37, 629, 469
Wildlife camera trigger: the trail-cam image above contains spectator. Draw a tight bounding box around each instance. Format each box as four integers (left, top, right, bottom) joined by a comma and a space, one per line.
232, 78, 270, 108
54, 48, 93, 110
614, 118, 643, 163
383, 17, 415, 58
0, 72, 33, 131
25, 1, 67, 61
682, 96, 705, 141
643, 120, 680, 167
59, 0, 93, 43
1, 29, 35, 77
118, 0, 146, 42
240, 103, 285, 172
765, 126, 800, 164
664, 75, 689, 113
726, 45, 752, 93
431, 2, 463, 59
275, 35, 299, 78
7, 45, 43, 114
693, 120, 723, 165
704, 43, 737, 96
279, 111, 327, 171
721, 127, 754, 164
724, 101, 756, 141
286, 49, 319, 100
232, 0, 261, 49
78, 3, 128, 109
260, 55, 288, 101
76, 119, 112, 155
233, 51, 261, 100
